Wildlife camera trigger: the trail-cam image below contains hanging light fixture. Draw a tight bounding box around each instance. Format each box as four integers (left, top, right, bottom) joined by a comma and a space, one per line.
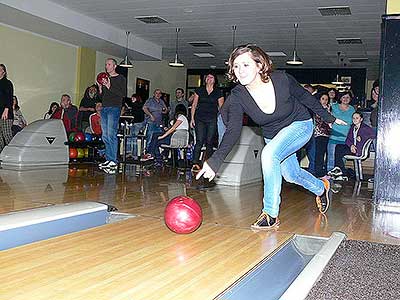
119, 31, 133, 68
169, 28, 184, 67
225, 25, 237, 65
331, 51, 344, 85
286, 23, 303, 66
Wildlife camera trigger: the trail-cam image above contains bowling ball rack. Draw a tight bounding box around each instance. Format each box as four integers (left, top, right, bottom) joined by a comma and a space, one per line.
65, 140, 105, 163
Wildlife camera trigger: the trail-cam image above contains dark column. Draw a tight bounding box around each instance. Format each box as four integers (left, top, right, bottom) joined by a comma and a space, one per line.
374, 15, 400, 206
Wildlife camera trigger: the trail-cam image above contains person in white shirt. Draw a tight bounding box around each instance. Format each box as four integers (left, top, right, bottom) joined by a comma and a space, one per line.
153, 104, 188, 165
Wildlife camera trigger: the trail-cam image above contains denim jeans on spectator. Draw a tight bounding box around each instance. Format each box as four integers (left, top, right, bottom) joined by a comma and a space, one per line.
217, 113, 226, 146
305, 135, 316, 175
154, 135, 172, 163
193, 118, 217, 164
262, 119, 325, 217
145, 122, 163, 155
101, 107, 121, 163
126, 121, 145, 157
327, 141, 342, 171
315, 136, 329, 177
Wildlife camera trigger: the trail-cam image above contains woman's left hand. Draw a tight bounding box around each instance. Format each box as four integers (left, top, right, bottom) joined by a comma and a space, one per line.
1, 109, 8, 120
334, 118, 347, 125
158, 135, 165, 140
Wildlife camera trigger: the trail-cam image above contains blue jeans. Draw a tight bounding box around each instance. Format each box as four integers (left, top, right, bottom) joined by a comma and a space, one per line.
101, 107, 121, 163
262, 119, 325, 217
305, 135, 316, 175
326, 140, 340, 171
146, 122, 163, 155
217, 114, 226, 146
154, 135, 172, 163
126, 121, 145, 156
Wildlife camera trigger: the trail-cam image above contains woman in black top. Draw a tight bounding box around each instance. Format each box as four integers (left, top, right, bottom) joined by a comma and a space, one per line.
0, 63, 14, 153
122, 93, 145, 159
190, 73, 224, 171
196, 45, 346, 230
78, 84, 101, 131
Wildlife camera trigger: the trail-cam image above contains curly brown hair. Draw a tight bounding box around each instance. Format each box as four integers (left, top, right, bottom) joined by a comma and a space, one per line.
226, 44, 273, 83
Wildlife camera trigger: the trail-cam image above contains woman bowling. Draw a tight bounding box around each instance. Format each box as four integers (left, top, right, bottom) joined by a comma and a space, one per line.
196, 44, 347, 230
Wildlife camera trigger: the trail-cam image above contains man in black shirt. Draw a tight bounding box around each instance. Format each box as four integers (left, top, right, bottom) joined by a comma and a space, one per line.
0, 64, 14, 153
97, 58, 127, 172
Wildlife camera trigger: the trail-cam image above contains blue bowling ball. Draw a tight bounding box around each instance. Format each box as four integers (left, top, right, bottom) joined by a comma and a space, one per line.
84, 133, 93, 142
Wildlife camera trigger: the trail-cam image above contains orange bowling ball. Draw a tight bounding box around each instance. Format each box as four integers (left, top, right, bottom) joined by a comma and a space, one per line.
69, 148, 78, 159
164, 196, 202, 234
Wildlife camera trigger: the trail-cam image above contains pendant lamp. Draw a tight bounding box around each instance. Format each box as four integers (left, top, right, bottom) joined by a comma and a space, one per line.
286, 23, 303, 66
225, 25, 237, 65
120, 31, 133, 68
169, 28, 184, 67
332, 52, 344, 85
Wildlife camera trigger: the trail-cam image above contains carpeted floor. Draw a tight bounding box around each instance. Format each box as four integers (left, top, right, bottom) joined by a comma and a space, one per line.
307, 240, 400, 300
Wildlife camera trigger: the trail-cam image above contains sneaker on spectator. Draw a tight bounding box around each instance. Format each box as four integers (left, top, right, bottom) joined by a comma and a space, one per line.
334, 175, 348, 181
328, 167, 343, 177
103, 167, 116, 174
106, 161, 118, 169
140, 153, 154, 161
99, 160, 110, 168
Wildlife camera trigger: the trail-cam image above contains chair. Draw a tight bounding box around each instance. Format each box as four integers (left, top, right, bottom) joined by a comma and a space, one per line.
344, 138, 374, 181
160, 129, 189, 168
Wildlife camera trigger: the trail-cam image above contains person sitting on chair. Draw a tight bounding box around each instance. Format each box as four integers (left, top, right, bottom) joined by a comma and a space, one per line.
152, 104, 189, 167
329, 111, 375, 179
51, 94, 78, 133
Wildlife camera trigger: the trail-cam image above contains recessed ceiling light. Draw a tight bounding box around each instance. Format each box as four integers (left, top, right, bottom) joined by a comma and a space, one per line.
188, 41, 214, 47
348, 57, 369, 62
318, 6, 351, 16
183, 8, 193, 13
194, 53, 215, 58
336, 38, 362, 44
266, 52, 287, 57
135, 16, 168, 24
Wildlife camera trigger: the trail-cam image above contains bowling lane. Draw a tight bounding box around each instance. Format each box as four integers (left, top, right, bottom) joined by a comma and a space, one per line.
0, 216, 291, 300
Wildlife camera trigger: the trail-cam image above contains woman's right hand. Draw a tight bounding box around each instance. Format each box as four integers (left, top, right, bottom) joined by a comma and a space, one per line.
334, 118, 347, 126
190, 119, 195, 128
196, 162, 216, 181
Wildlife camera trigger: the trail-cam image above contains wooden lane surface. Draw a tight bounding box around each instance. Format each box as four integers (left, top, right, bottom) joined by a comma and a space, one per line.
1, 164, 399, 245
0, 216, 291, 300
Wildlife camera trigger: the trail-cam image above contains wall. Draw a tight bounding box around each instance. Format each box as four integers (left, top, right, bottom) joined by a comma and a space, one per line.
387, 0, 400, 14
0, 23, 77, 122
76, 47, 96, 102
0, 22, 187, 124
95, 52, 187, 101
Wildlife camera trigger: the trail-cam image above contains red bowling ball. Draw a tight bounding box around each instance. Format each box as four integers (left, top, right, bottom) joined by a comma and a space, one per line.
73, 132, 85, 143
164, 196, 202, 234
96, 72, 109, 85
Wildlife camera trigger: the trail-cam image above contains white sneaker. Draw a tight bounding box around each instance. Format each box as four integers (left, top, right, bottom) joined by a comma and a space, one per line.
334, 175, 348, 181
328, 167, 343, 177
106, 161, 118, 169
99, 160, 110, 168
103, 167, 116, 174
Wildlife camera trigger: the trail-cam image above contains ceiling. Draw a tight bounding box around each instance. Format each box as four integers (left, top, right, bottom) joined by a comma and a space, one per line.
0, 0, 386, 79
